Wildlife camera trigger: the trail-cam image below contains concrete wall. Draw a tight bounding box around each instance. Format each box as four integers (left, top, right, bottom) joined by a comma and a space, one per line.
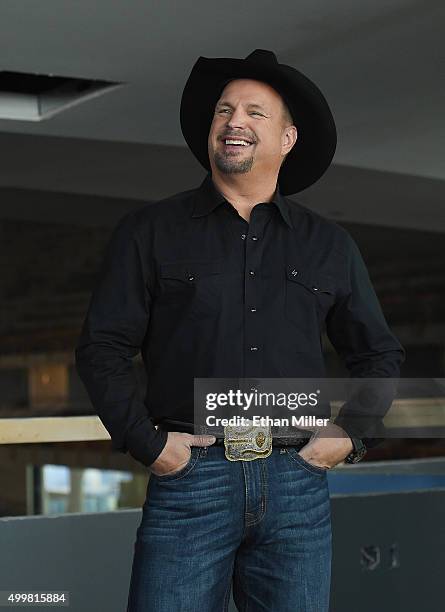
0, 490, 444, 611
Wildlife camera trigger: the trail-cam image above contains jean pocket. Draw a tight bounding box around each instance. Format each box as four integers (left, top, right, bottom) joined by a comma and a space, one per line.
285, 446, 328, 476
150, 446, 202, 482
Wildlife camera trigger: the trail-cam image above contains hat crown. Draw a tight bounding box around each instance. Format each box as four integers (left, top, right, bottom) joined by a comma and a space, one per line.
245, 49, 278, 66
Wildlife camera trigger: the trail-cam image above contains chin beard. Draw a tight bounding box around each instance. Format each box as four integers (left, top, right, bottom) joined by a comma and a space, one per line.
214, 151, 255, 174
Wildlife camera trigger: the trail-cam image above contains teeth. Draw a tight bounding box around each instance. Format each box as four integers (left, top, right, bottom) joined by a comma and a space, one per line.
225, 139, 251, 146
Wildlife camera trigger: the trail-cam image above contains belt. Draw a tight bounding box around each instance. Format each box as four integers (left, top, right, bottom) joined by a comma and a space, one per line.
157, 419, 311, 461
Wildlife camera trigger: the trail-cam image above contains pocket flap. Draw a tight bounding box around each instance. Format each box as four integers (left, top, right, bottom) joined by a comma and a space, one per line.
286, 265, 335, 295
160, 259, 223, 281
311, 274, 335, 295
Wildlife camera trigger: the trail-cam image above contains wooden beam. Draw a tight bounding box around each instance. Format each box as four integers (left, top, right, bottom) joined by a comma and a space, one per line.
0, 416, 110, 444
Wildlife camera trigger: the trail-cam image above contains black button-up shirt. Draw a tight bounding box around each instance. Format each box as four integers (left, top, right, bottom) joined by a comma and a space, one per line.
75, 172, 405, 466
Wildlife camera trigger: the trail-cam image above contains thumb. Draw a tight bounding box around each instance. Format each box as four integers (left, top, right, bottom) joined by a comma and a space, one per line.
190, 434, 217, 447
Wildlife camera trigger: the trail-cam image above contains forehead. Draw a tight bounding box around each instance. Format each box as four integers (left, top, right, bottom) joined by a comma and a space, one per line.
216, 78, 283, 110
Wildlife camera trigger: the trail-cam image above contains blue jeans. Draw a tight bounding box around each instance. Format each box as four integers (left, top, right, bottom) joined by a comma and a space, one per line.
127, 444, 332, 611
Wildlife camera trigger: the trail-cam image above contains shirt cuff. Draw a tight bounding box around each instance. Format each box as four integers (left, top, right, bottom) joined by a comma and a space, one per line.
333, 414, 387, 448
124, 422, 169, 467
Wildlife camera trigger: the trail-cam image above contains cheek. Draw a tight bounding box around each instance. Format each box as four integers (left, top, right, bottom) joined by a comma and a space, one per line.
208, 121, 218, 141
209, 121, 224, 146
257, 136, 278, 158
263, 135, 283, 158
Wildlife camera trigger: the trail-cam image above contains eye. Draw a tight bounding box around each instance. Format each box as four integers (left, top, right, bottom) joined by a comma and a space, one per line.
217, 108, 231, 114
250, 112, 263, 116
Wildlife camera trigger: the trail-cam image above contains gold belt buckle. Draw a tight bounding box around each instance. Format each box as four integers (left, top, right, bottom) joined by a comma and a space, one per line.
223, 422, 272, 461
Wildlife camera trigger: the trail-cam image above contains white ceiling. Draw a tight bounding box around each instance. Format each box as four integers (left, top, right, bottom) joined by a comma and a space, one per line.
0, 0, 443, 228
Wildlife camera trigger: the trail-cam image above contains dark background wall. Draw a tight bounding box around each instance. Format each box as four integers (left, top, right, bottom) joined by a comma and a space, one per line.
1, 489, 443, 612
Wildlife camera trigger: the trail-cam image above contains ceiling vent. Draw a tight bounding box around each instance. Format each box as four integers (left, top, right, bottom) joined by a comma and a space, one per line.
0, 70, 123, 121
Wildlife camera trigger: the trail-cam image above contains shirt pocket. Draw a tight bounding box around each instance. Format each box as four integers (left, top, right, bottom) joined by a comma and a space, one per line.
285, 264, 336, 335
158, 258, 224, 317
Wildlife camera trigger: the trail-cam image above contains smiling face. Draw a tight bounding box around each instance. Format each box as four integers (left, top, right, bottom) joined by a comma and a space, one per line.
208, 78, 297, 178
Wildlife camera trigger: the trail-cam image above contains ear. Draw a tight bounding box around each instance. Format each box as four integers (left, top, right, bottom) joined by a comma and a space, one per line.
282, 125, 298, 156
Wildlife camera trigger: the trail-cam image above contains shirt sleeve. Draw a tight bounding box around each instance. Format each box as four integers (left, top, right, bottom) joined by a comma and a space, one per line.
74, 210, 168, 467
326, 232, 406, 445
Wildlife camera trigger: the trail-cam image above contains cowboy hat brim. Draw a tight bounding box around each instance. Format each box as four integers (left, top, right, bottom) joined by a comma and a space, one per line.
180, 50, 337, 195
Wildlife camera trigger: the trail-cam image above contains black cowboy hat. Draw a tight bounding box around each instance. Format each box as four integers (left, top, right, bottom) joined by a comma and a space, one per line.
180, 49, 337, 195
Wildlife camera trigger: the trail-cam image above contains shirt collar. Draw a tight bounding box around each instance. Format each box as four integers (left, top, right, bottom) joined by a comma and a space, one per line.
191, 172, 293, 229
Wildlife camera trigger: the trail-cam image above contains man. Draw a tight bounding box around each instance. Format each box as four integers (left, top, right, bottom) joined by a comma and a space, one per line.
75, 50, 405, 611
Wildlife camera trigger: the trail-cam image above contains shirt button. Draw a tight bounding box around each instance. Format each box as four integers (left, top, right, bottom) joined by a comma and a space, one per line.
312, 286, 318, 291
250, 346, 259, 351
250, 308, 257, 312
251, 236, 258, 241
249, 270, 255, 276
291, 269, 298, 276
241, 234, 246, 240
188, 275, 194, 281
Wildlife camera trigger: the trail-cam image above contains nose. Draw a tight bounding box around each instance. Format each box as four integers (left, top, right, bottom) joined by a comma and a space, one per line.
226, 107, 248, 129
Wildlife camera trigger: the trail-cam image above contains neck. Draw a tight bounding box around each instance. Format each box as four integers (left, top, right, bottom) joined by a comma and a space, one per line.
210, 168, 278, 207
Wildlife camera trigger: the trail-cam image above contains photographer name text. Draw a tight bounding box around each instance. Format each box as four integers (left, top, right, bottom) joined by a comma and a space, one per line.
206, 415, 330, 427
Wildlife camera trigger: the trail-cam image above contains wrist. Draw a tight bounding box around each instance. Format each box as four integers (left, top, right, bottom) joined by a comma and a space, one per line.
344, 436, 367, 464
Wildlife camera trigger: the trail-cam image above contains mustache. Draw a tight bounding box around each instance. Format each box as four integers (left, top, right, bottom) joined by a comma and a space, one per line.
219, 133, 256, 143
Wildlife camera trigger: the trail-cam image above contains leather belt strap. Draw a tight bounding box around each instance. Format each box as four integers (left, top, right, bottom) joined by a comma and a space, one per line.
157, 419, 311, 451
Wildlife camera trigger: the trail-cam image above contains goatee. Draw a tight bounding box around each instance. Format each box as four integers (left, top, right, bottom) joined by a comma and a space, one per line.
214, 152, 255, 174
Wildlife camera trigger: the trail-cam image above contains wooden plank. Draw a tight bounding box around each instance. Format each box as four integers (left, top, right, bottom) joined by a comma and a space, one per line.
0, 416, 110, 444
